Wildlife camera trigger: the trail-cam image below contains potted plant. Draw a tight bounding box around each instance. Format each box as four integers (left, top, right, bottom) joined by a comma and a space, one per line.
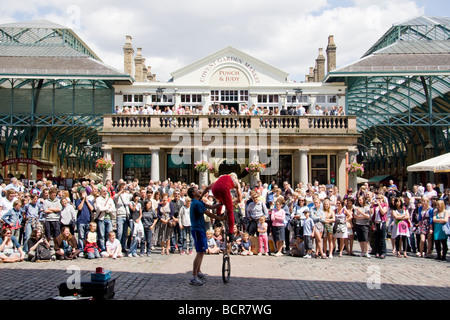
95, 157, 115, 170
194, 160, 213, 172
245, 161, 266, 174
346, 162, 364, 177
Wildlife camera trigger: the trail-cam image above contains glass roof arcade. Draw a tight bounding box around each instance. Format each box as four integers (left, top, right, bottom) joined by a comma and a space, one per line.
325, 16, 450, 163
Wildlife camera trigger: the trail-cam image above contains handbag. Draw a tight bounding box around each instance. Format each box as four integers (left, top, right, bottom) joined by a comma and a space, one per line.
168, 219, 176, 227
443, 220, 450, 236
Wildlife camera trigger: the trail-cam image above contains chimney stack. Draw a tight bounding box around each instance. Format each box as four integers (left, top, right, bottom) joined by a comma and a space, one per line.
142, 58, 148, 82
308, 67, 314, 82
134, 48, 144, 82
315, 48, 325, 82
123, 35, 134, 76
326, 35, 337, 74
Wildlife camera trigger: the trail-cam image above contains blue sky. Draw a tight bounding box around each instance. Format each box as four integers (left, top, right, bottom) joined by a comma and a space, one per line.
1, 0, 448, 82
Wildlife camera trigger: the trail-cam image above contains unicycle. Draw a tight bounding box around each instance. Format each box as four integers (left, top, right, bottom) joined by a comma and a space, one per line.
222, 220, 231, 283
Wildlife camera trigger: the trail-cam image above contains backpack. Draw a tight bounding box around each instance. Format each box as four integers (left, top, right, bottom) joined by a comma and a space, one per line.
35, 243, 52, 261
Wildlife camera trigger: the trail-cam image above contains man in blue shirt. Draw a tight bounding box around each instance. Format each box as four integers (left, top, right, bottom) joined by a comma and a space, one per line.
187, 186, 223, 286
75, 190, 94, 254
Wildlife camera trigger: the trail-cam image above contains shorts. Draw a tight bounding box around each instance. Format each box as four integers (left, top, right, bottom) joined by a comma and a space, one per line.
303, 235, 313, 250
191, 229, 208, 253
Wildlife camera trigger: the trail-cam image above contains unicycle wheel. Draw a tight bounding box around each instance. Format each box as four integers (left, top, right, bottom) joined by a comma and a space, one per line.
222, 255, 231, 283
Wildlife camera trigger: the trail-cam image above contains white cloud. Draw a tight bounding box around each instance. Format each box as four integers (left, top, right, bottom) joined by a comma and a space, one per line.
1, 0, 426, 82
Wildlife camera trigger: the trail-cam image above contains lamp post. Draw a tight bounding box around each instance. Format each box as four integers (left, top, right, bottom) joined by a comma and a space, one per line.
424, 142, 434, 159
294, 88, 303, 102
156, 87, 165, 102
67, 151, 77, 179
32, 141, 42, 159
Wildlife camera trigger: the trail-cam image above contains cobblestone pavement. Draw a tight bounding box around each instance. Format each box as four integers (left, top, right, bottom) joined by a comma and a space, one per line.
0, 242, 448, 301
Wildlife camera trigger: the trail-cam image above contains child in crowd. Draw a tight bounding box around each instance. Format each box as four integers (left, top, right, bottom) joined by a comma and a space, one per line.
230, 224, 242, 255
302, 209, 315, 259
84, 221, 100, 259
240, 232, 253, 256
290, 236, 305, 257
102, 231, 122, 259
213, 227, 225, 252
257, 216, 269, 256
206, 229, 220, 254
179, 197, 193, 255
1, 200, 23, 239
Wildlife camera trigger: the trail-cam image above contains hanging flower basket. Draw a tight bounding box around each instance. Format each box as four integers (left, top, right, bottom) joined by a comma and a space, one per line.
95, 157, 115, 170
346, 162, 364, 177
245, 161, 266, 174
194, 160, 213, 172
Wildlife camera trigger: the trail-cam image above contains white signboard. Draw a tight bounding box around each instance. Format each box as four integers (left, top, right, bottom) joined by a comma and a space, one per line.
209, 67, 250, 87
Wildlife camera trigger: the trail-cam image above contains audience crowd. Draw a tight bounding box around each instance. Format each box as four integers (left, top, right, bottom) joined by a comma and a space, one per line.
114, 103, 345, 117
0, 175, 448, 263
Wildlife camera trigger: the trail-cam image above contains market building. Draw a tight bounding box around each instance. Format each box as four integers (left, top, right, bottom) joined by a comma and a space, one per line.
102, 36, 358, 193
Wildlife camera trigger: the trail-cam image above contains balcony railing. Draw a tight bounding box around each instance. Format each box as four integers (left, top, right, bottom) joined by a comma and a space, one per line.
102, 114, 357, 134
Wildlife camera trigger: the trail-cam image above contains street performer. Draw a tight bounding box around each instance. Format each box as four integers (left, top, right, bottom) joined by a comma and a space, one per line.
200, 173, 242, 234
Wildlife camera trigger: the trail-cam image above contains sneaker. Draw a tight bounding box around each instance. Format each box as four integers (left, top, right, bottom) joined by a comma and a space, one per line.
329, 254, 333, 259
189, 277, 203, 286
365, 253, 371, 259
304, 254, 311, 259
147, 253, 152, 257
188, 250, 193, 255
258, 253, 262, 256
180, 250, 186, 255
133, 253, 139, 257
197, 272, 207, 280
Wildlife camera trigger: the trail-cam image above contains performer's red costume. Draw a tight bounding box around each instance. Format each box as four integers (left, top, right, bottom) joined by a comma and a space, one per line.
211, 175, 236, 232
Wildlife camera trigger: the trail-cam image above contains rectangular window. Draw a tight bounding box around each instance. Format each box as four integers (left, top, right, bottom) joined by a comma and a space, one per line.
134, 95, 143, 102
258, 95, 278, 103
167, 154, 192, 183
211, 90, 219, 102
123, 94, 132, 102
192, 94, 202, 103
316, 95, 326, 103
240, 90, 248, 102
181, 94, 191, 103
123, 154, 152, 182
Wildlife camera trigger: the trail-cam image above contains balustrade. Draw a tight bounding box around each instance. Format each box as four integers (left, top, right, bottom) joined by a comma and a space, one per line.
105, 114, 355, 133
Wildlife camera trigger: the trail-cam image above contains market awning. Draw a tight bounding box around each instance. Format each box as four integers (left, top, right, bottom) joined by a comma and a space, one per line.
407, 152, 450, 173
368, 175, 394, 183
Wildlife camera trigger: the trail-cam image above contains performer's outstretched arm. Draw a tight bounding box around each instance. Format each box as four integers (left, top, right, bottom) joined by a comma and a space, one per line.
200, 184, 212, 200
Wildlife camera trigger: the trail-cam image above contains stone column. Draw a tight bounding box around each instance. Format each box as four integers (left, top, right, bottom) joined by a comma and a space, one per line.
102, 146, 113, 182
298, 148, 309, 186
337, 151, 347, 196
150, 147, 160, 182
347, 147, 358, 193
199, 147, 209, 188
249, 148, 260, 188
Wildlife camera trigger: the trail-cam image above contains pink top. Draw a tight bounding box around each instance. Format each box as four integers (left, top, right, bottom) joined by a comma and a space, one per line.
271, 208, 285, 227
